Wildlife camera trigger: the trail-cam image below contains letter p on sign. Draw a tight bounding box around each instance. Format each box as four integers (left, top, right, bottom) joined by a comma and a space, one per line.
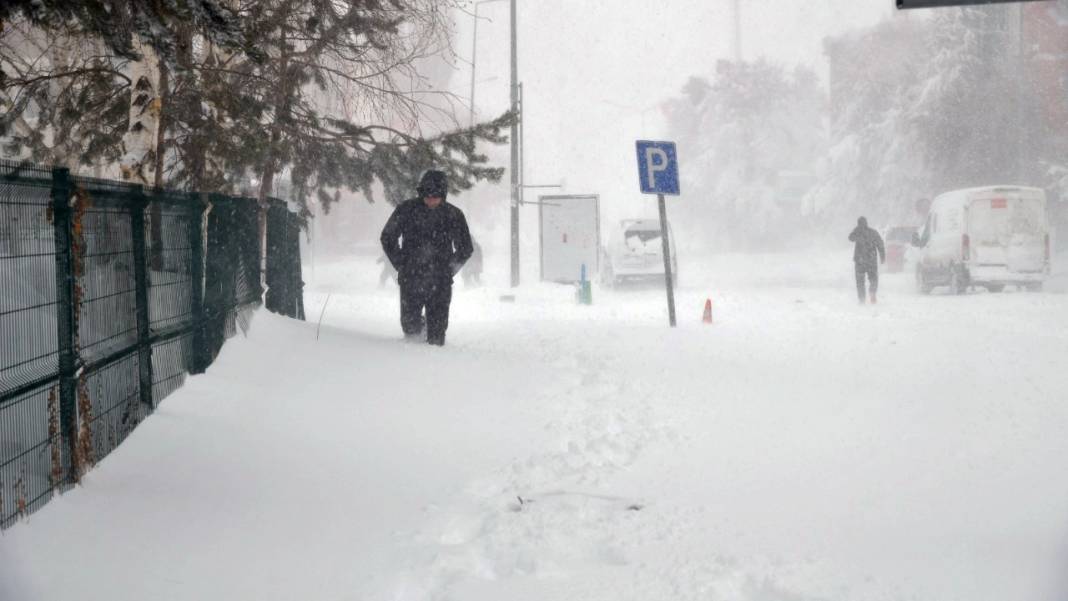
635, 140, 680, 196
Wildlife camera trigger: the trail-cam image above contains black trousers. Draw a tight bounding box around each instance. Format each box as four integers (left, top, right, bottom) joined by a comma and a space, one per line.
400, 278, 452, 345
855, 263, 879, 300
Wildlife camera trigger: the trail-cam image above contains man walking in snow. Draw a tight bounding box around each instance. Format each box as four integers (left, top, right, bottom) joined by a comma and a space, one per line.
380, 170, 473, 345
849, 216, 886, 304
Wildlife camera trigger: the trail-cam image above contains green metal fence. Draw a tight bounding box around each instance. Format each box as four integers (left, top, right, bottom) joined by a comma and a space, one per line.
0, 159, 304, 529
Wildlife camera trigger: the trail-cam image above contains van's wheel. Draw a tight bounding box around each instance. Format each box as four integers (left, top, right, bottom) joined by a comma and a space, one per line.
949, 267, 967, 295
916, 267, 932, 295
986, 284, 1005, 293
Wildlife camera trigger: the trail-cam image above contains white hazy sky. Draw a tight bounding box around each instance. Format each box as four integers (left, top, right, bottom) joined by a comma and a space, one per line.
450, 0, 895, 223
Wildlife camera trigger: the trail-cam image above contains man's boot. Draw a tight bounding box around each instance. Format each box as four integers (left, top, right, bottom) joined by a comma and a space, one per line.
402, 315, 427, 342
870, 291, 877, 304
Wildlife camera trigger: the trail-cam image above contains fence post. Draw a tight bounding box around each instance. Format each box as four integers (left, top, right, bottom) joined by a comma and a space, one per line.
129, 186, 154, 411
188, 193, 209, 374
290, 213, 305, 321
264, 200, 280, 315
201, 195, 230, 362
250, 198, 265, 302
50, 167, 77, 484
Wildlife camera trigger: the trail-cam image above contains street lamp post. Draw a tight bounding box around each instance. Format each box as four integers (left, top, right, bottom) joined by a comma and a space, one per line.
509, 0, 520, 287
732, 0, 742, 61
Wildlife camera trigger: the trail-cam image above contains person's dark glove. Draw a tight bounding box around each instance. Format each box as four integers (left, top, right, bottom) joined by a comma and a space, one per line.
450, 260, 463, 276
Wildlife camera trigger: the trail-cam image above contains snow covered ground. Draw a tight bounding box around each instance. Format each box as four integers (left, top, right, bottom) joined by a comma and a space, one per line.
2, 248, 1068, 601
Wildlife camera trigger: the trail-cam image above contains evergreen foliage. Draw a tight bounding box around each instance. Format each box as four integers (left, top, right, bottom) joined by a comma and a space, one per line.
0, 0, 514, 219
0, 0, 258, 71
810, 5, 1064, 224
664, 60, 827, 249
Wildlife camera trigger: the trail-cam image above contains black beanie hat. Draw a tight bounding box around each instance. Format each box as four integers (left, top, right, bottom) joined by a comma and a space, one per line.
417, 170, 449, 199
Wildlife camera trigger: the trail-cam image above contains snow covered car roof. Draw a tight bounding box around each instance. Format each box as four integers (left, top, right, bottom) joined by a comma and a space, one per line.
618, 219, 664, 232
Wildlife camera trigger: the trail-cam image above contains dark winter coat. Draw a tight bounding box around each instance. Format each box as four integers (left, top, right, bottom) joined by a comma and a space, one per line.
849, 225, 886, 268
380, 198, 473, 286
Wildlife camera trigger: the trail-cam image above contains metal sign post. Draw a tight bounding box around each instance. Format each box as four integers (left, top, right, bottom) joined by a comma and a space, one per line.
656, 193, 677, 327
635, 140, 680, 327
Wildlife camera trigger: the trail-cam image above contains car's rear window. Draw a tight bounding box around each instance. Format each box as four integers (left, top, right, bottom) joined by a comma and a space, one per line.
624, 230, 663, 244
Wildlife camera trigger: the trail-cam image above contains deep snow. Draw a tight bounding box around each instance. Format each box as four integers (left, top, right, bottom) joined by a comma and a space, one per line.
2, 249, 1067, 601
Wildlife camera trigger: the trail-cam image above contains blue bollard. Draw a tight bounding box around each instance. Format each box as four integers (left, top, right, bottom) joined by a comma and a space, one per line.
577, 263, 593, 305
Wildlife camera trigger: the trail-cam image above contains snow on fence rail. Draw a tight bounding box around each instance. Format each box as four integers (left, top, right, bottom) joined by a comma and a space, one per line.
0, 159, 305, 529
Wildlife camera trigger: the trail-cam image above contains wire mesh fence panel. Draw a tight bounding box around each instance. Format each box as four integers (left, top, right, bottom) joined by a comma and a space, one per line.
203, 200, 238, 362
232, 201, 263, 309
0, 171, 59, 398
287, 211, 305, 320
82, 353, 143, 463
265, 200, 305, 319
73, 194, 138, 364
0, 384, 60, 528
0, 161, 304, 530
203, 198, 261, 360
151, 332, 193, 405
145, 199, 196, 334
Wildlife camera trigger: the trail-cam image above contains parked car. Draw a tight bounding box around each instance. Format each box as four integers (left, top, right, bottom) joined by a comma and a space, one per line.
912, 186, 1051, 294
882, 225, 918, 273
600, 219, 678, 287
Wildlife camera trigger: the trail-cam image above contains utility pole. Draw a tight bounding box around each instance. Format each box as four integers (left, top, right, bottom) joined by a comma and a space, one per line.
519, 82, 525, 207
509, 0, 520, 287
469, 6, 480, 128
732, 0, 742, 61
1015, 2, 1025, 184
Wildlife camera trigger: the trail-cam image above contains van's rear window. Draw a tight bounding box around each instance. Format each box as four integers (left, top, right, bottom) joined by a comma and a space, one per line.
969, 198, 1045, 242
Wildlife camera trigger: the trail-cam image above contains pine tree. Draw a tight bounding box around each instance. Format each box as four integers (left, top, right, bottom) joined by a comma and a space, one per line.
908, 6, 1023, 190
811, 5, 1053, 227
165, 0, 514, 216
2, 1, 515, 217
0, 1, 261, 172
0, 0, 258, 74
807, 18, 931, 225
665, 59, 826, 249
0, 22, 128, 169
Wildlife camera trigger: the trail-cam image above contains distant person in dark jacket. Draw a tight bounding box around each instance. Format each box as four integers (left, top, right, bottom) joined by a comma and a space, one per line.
462, 239, 483, 287
849, 216, 886, 304
380, 170, 473, 345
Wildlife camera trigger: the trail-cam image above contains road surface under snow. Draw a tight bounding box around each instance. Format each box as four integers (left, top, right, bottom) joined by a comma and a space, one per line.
2, 250, 1067, 601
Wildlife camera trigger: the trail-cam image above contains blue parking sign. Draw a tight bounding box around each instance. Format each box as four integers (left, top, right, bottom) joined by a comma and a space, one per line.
635, 140, 680, 196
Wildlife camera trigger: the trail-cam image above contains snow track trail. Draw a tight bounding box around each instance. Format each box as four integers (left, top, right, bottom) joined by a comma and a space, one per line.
3, 252, 1068, 601
379, 340, 828, 601
383, 351, 668, 600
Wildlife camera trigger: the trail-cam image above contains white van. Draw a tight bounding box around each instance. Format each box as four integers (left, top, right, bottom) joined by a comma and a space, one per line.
600, 219, 678, 286
912, 186, 1051, 294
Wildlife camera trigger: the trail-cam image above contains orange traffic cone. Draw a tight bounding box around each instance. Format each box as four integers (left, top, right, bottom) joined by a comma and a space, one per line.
702, 298, 713, 324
